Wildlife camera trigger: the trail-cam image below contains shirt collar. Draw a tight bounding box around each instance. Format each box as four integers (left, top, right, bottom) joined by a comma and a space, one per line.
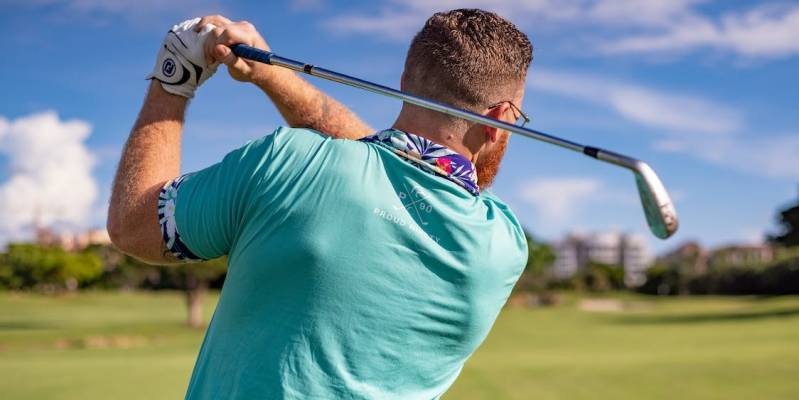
360, 129, 480, 196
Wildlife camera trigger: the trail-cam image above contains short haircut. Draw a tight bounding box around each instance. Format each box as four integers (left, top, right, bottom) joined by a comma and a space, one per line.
403, 9, 533, 111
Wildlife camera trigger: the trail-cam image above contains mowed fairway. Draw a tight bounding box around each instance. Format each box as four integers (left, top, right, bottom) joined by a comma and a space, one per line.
1, 292, 797, 399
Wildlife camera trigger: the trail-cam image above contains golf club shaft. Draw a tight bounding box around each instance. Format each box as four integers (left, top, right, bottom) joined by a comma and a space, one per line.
231, 44, 640, 172
230, 44, 679, 239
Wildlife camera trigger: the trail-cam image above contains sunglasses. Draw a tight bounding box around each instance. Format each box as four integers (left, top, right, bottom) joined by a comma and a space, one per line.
488, 101, 530, 127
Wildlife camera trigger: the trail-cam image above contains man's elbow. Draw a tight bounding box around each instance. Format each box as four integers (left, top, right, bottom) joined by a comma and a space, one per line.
106, 216, 162, 265
106, 211, 129, 253
106, 208, 142, 256
106, 184, 168, 264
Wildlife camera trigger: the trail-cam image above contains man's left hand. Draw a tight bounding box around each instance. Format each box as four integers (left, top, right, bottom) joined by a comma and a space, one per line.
147, 17, 219, 98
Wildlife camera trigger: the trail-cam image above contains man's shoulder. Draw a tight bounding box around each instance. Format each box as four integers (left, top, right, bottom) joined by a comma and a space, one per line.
274, 126, 326, 139
258, 126, 367, 155
260, 126, 327, 149
233, 126, 372, 184
479, 190, 528, 258
480, 190, 520, 229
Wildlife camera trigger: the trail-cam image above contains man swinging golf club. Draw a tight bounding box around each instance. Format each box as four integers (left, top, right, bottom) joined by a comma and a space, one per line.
108, 8, 532, 399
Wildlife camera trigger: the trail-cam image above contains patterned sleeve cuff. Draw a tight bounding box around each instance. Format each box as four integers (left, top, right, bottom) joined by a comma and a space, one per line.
158, 175, 205, 262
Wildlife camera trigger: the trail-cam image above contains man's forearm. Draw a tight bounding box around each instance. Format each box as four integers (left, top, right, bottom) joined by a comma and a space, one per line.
251, 67, 373, 140
108, 81, 186, 263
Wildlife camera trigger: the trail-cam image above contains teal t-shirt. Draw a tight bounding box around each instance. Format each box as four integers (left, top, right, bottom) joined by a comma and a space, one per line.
171, 127, 528, 399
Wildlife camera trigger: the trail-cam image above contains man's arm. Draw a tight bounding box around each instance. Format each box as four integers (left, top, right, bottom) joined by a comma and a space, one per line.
252, 68, 373, 139
107, 82, 185, 264
198, 16, 373, 139
108, 17, 371, 264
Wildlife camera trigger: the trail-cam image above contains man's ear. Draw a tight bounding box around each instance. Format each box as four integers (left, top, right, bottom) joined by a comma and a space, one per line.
483, 103, 509, 143
483, 125, 499, 143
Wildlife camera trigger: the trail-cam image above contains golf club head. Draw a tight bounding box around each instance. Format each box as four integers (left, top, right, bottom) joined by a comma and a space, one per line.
632, 163, 679, 239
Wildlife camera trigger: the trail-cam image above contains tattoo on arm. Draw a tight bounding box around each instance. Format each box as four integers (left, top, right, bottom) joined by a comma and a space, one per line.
255, 69, 373, 139
320, 95, 331, 124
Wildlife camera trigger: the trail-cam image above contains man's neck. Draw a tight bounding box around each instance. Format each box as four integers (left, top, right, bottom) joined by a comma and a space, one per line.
391, 113, 477, 162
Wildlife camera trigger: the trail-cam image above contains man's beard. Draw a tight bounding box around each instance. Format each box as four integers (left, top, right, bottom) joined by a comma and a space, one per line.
475, 133, 509, 189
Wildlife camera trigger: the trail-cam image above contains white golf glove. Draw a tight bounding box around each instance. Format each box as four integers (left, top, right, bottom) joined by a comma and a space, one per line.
147, 18, 218, 98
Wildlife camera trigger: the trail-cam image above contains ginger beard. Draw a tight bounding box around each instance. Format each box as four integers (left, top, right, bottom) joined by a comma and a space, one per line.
475, 131, 510, 189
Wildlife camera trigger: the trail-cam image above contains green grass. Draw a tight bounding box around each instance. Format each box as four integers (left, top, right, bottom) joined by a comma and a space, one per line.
1, 291, 797, 399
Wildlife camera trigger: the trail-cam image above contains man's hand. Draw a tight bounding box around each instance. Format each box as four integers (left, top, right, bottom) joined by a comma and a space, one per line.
195, 15, 374, 139
147, 18, 219, 98
197, 15, 273, 83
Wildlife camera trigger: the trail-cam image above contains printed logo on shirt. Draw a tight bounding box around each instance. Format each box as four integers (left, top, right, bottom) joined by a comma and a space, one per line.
373, 184, 440, 244
395, 183, 433, 225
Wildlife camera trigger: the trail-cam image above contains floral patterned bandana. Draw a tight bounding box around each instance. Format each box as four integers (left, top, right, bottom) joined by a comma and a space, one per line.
158, 174, 202, 261
360, 129, 480, 196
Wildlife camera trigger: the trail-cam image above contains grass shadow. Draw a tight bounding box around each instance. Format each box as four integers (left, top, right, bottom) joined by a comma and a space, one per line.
0, 321, 58, 331
615, 307, 799, 325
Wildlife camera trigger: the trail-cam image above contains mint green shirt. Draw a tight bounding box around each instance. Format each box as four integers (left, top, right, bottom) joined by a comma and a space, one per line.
171, 127, 528, 399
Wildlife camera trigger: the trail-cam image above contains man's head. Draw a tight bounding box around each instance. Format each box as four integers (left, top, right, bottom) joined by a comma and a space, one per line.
397, 9, 533, 188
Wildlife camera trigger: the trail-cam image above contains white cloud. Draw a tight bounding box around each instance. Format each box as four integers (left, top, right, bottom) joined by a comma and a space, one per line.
4, 0, 228, 26
290, 0, 325, 12
0, 119, 8, 140
735, 227, 767, 246
654, 134, 799, 179
528, 69, 798, 180
0, 111, 98, 244
520, 177, 602, 222
603, 4, 799, 58
325, 10, 424, 41
587, 0, 706, 28
319, 1, 799, 59
322, 0, 588, 41
528, 69, 742, 135
56, 0, 220, 13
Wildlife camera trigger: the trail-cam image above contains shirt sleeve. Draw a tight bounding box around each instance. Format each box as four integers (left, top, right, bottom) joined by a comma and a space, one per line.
157, 131, 281, 262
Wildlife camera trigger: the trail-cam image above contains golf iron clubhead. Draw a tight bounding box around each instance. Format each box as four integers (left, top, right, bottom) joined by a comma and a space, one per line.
230, 44, 680, 239
633, 165, 679, 239
590, 147, 679, 239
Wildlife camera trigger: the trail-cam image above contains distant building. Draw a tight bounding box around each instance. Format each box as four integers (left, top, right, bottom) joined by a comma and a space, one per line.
552, 234, 585, 280
36, 228, 111, 251
553, 232, 654, 287
656, 241, 708, 274
621, 234, 654, 286
708, 245, 775, 268
656, 241, 776, 275
34, 225, 59, 248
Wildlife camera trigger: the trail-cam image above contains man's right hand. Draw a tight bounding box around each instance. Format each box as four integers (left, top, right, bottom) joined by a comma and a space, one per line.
194, 14, 373, 140
195, 15, 273, 83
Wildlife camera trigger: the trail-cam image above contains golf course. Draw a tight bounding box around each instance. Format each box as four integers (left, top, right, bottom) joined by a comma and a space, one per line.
1, 292, 796, 399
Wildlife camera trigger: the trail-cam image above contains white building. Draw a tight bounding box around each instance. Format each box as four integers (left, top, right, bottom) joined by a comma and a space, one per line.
553, 232, 654, 287
587, 232, 622, 265
620, 234, 654, 287
37, 227, 111, 251
553, 234, 583, 279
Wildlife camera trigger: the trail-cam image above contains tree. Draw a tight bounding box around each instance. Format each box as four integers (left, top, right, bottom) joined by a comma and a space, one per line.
513, 231, 556, 293
770, 201, 799, 247
583, 262, 625, 292
163, 258, 228, 329
84, 244, 164, 290
88, 244, 227, 328
0, 244, 102, 291
760, 256, 799, 294
638, 264, 681, 295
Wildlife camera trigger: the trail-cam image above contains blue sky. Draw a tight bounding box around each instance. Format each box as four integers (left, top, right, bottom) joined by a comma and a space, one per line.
0, 0, 797, 253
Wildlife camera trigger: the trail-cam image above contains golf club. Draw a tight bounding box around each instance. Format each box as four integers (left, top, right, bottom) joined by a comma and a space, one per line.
230, 44, 679, 239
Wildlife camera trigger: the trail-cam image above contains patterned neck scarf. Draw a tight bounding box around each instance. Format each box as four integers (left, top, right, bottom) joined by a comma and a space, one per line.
360, 129, 479, 196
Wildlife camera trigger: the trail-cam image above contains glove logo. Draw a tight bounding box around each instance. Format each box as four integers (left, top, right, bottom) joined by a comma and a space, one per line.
162, 58, 176, 77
